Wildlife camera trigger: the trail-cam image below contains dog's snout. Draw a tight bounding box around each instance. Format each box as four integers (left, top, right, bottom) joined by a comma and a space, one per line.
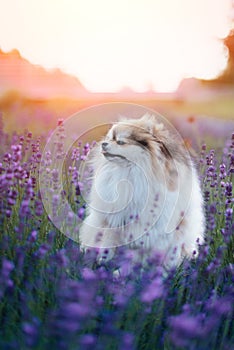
102, 142, 109, 149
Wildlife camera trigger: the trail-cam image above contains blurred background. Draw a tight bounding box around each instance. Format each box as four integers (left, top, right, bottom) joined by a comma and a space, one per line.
0, 0, 233, 143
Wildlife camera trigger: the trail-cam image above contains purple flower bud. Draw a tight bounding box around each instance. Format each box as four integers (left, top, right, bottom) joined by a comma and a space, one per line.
204, 190, 210, 202
55, 249, 69, 267
1, 259, 14, 276
78, 207, 85, 219
35, 200, 43, 216
219, 163, 227, 179
225, 208, 233, 220
5, 209, 12, 218
63, 302, 91, 318
225, 182, 232, 198
7, 197, 16, 206
29, 230, 38, 242
51, 169, 59, 182
141, 277, 163, 303
37, 244, 50, 258
22, 321, 39, 347
120, 333, 134, 350
80, 334, 97, 347
22, 322, 37, 336
209, 203, 217, 214
82, 268, 97, 280
6, 169, 13, 180
4, 153, 12, 162
168, 312, 205, 347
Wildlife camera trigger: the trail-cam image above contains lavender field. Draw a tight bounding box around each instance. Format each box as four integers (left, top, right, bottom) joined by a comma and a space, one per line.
0, 114, 233, 350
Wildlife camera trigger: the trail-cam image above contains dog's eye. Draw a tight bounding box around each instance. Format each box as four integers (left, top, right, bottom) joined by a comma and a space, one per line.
116, 140, 126, 145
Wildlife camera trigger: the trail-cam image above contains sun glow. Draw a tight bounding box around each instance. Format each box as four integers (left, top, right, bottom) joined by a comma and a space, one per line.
0, 0, 231, 92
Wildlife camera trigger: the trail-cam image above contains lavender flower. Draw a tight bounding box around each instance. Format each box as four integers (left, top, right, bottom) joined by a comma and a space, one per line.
168, 311, 206, 347
141, 277, 164, 303
0, 118, 233, 350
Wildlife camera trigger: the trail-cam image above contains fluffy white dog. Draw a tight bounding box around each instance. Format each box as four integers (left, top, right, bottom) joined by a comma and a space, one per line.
79, 114, 205, 268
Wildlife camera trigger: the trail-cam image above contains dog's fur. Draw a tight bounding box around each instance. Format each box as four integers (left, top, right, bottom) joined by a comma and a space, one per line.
79, 114, 205, 268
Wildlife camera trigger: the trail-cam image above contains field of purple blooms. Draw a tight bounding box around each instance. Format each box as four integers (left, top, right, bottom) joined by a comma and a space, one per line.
0, 115, 233, 350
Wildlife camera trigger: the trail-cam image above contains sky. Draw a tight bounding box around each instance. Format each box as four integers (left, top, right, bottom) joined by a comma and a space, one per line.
0, 0, 232, 92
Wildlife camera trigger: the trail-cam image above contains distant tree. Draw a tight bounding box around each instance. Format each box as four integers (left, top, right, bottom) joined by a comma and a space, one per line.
215, 0, 234, 84
217, 28, 234, 83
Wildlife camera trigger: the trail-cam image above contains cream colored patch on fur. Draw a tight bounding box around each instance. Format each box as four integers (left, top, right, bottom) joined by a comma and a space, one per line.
164, 160, 178, 191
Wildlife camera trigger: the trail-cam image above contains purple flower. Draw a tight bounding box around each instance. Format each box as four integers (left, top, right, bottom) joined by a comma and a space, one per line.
1, 258, 14, 277
225, 182, 232, 198
228, 153, 234, 174
78, 207, 85, 219
36, 244, 50, 258
62, 301, 91, 318
120, 333, 135, 350
83, 143, 90, 155
209, 203, 217, 214
207, 297, 233, 317
11, 144, 22, 162
22, 322, 39, 346
168, 312, 206, 347
225, 208, 233, 220
28, 230, 38, 243
82, 267, 97, 281
141, 277, 164, 303
35, 199, 44, 216
206, 149, 215, 165
55, 249, 69, 268
219, 163, 227, 179
204, 190, 210, 202
0, 259, 14, 299
51, 168, 59, 183
80, 334, 97, 348
20, 199, 31, 217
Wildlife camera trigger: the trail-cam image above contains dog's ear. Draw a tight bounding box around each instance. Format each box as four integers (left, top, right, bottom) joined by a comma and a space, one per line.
140, 113, 164, 135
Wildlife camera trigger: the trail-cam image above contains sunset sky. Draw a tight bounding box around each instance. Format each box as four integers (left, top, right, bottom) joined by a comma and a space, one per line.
0, 0, 232, 92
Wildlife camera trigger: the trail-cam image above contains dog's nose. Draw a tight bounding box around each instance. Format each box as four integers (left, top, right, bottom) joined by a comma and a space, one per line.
102, 142, 109, 150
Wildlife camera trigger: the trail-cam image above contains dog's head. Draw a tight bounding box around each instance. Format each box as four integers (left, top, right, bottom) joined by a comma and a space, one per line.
100, 114, 190, 189
102, 114, 186, 162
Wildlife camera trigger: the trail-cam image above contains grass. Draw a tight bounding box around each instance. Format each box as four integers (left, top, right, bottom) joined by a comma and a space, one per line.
160, 96, 234, 120
1, 91, 234, 135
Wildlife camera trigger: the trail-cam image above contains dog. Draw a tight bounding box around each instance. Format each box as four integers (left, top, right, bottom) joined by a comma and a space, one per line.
79, 114, 205, 269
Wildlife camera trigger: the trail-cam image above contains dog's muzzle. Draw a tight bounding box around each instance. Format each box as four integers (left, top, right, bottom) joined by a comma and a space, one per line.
101, 141, 127, 161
